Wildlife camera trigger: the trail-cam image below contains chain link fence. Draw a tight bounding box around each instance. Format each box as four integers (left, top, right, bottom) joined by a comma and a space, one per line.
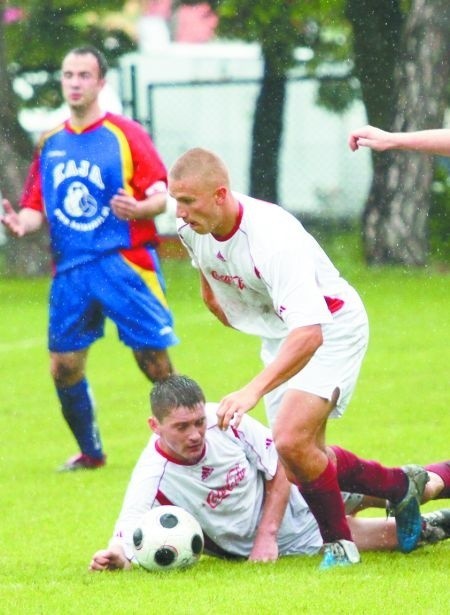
119, 59, 372, 236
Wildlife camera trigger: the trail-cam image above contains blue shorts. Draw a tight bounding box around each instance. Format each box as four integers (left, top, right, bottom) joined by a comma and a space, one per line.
48, 248, 179, 353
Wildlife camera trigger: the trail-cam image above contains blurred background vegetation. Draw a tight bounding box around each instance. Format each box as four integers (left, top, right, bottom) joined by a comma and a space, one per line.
0, 0, 449, 275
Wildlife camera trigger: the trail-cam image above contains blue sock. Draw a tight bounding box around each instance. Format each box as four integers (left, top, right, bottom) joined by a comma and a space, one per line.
56, 379, 103, 458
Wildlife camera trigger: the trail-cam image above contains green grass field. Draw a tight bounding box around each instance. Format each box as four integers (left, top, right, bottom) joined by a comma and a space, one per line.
0, 235, 449, 615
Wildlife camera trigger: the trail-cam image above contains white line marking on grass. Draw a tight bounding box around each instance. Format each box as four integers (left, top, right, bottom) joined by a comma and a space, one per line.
0, 337, 45, 353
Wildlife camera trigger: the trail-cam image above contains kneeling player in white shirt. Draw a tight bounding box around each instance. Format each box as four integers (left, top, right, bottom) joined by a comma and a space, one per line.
90, 376, 450, 571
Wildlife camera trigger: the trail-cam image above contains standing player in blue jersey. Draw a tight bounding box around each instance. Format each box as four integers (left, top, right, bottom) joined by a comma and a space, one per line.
1, 46, 178, 471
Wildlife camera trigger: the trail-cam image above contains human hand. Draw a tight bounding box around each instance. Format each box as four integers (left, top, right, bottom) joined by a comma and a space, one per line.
89, 547, 130, 571
348, 125, 392, 152
216, 386, 260, 430
248, 534, 279, 562
110, 188, 141, 221
1, 200, 25, 237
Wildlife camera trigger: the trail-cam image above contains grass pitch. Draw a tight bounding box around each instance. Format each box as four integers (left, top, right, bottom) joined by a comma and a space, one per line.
0, 234, 448, 615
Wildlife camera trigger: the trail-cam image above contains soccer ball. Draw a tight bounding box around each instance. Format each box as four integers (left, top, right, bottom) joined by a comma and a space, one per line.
132, 505, 204, 571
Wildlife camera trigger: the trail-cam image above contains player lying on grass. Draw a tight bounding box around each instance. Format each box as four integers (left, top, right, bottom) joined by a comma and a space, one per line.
90, 375, 449, 571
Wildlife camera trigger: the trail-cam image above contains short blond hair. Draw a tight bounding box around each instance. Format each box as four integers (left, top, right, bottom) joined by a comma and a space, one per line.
169, 147, 230, 190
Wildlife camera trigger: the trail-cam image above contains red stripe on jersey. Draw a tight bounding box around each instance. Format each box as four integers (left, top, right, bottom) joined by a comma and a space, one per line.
212, 202, 244, 241
154, 438, 206, 465
119, 246, 156, 270
105, 113, 166, 248
128, 219, 160, 249
324, 295, 344, 313
20, 152, 43, 211
156, 490, 173, 506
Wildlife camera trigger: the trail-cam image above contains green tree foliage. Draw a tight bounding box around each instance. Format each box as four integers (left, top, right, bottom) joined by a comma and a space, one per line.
3, 0, 136, 110
177, 1, 354, 202
178, 1, 449, 265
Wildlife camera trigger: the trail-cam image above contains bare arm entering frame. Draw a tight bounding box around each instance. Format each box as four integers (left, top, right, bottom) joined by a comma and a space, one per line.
348, 125, 450, 156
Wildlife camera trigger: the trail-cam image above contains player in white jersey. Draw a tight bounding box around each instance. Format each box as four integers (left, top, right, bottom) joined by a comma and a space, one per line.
90, 376, 450, 571
176, 189, 368, 427
167, 147, 426, 568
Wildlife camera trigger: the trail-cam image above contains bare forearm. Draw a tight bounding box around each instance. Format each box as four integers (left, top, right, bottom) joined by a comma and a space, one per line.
1, 201, 44, 237
20, 208, 44, 233
136, 192, 168, 219
349, 125, 450, 156
200, 273, 231, 326
247, 325, 322, 399
388, 129, 450, 155
250, 463, 291, 561
216, 325, 322, 430
110, 189, 168, 221
258, 465, 291, 535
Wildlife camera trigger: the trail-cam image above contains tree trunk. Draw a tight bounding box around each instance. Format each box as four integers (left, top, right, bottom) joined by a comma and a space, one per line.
0, 2, 51, 276
0, 2, 32, 196
361, 0, 450, 265
346, 0, 403, 129
249, 51, 287, 203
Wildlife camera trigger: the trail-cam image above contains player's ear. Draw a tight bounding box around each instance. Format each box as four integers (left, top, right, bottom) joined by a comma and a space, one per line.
148, 416, 160, 434
214, 186, 227, 204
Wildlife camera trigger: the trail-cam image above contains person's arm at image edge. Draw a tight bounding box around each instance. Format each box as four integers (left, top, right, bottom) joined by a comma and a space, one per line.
349, 125, 450, 156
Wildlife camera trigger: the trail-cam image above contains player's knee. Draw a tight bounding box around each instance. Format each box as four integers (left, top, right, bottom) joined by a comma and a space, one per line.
133, 349, 173, 382
51, 360, 84, 386
273, 431, 307, 464
273, 425, 318, 471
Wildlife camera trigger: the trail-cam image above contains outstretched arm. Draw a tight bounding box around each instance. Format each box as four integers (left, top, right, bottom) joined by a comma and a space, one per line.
349, 125, 450, 156
249, 462, 291, 562
1, 200, 44, 237
217, 325, 322, 429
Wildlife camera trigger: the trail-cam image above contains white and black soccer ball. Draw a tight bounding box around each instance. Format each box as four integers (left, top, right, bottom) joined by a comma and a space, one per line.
132, 505, 204, 571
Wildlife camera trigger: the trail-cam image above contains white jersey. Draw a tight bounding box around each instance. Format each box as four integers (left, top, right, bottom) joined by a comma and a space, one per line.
112, 404, 322, 559
177, 192, 363, 339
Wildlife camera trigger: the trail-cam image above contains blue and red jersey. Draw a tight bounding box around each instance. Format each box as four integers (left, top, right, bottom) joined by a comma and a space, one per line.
21, 112, 167, 273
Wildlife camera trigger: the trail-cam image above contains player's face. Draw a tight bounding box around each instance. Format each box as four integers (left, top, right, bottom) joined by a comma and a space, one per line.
61, 52, 105, 112
169, 177, 227, 235
150, 404, 207, 464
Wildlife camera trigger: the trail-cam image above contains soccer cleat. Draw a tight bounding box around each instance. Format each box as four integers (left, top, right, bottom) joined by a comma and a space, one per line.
319, 540, 361, 570
388, 464, 429, 553
420, 509, 450, 544
57, 452, 106, 472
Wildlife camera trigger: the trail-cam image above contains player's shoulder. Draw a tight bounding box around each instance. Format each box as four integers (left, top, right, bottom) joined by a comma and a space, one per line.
133, 436, 170, 477
103, 112, 150, 137
204, 404, 241, 441
235, 192, 297, 226
204, 403, 219, 428
235, 192, 304, 251
37, 121, 68, 149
